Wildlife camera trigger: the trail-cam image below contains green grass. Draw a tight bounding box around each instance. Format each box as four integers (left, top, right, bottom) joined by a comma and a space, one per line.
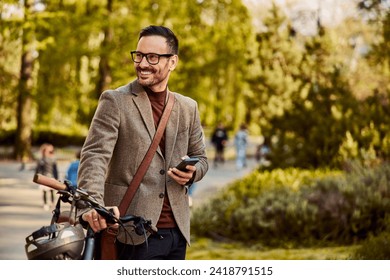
186, 238, 358, 260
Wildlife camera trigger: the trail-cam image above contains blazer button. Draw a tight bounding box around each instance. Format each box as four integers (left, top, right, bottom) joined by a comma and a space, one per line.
159, 169, 165, 175
159, 193, 165, 198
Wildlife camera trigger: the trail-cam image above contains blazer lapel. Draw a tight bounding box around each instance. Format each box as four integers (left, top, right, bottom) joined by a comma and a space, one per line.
164, 91, 179, 165
131, 82, 156, 142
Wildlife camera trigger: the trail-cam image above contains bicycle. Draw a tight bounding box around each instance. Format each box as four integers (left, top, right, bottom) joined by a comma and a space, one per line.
25, 173, 157, 260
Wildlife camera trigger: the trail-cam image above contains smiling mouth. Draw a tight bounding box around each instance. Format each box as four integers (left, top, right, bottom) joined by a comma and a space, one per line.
137, 67, 154, 76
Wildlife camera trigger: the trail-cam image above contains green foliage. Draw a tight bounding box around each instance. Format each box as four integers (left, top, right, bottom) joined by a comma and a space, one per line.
245, 3, 390, 169
1, 1, 390, 167
191, 162, 390, 247
352, 230, 390, 260
352, 212, 390, 260
0, 11, 20, 131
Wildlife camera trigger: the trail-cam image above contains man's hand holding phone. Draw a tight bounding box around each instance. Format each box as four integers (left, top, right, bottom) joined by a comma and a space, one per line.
168, 156, 199, 186
175, 157, 199, 171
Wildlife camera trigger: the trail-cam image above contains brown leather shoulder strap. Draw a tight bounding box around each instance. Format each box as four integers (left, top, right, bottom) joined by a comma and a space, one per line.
118, 91, 175, 215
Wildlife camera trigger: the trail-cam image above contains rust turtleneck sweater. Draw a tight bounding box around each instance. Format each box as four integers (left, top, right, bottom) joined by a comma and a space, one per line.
144, 86, 177, 229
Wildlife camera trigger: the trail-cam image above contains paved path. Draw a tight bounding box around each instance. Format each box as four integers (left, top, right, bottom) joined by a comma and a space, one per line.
0, 157, 258, 260
191, 158, 258, 206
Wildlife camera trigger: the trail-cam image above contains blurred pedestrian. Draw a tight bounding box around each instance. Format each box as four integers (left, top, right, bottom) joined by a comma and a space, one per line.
211, 122, 228, 168
256, 136, 272, 167
35, 143, 58, 210
65, 149, 81, 188
234, 124, 248, 170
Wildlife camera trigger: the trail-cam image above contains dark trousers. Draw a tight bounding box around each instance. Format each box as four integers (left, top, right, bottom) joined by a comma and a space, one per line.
116, 228, 187, 260
43, 190, 54, 205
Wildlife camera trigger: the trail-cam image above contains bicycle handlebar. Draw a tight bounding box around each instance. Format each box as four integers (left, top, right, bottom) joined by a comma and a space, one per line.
29, 173, 157, 260
33, 173, 157, 234
34, 173, 67, 191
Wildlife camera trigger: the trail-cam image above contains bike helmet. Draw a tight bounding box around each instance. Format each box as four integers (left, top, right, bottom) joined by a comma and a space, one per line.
25, 222, 85, 260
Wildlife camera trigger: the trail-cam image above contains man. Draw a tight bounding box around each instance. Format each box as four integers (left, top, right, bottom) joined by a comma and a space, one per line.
78, 25, 208, 260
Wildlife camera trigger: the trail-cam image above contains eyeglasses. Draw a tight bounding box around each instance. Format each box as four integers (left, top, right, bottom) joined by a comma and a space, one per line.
130, 51, 173, 65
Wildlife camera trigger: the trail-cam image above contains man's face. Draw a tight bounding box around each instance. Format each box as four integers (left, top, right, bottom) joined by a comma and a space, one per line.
134, 35, 177, 92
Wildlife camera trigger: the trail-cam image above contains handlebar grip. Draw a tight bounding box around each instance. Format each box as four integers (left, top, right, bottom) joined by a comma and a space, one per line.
33, 173, 67, 191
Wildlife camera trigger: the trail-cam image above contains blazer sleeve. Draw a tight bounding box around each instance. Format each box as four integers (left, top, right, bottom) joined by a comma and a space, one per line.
77, 90, 121, 206
186, 100, 208, 183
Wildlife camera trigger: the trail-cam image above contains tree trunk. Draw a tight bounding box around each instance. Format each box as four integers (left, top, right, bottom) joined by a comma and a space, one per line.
95, 0, 113, 98
14, 0, 34, 163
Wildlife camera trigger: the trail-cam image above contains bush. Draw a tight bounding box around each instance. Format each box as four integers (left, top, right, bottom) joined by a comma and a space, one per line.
352, 231, 390, 259
0, 129, 15, 145
191, 162, 390, 247
32, 130, 86, 147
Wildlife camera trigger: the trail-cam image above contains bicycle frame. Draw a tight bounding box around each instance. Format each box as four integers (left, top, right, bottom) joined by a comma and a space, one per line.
83, 227, 96, 260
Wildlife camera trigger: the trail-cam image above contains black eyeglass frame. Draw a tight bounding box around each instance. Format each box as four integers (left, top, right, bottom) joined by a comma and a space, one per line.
130, 51, 174, 65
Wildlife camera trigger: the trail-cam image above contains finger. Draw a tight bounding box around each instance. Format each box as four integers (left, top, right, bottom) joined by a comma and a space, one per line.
108, 223, 119, 229
91, 211, 99, 223
90, 214, 99, 231
83, 210, 97, 223
99, 221, 107, 230
186, 165, 196, 172
168, 169, 191, 184
86, 210, 101, 232
103, 206, 119, 229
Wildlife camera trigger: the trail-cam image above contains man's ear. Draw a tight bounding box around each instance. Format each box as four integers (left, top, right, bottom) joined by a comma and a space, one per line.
169, 55, 178, 71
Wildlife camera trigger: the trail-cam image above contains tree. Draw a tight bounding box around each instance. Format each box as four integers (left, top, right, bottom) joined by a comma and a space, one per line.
246, 4, 304, 165
95, 0, 113, 98
247, 3, 359, 168
353, 0, 390, 161
0, 1, 21, 138
2, 0, 389, 169
14, 0, 35, 161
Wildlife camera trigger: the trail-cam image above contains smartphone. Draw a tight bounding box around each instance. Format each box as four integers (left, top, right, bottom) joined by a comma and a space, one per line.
175, 157, 199, 171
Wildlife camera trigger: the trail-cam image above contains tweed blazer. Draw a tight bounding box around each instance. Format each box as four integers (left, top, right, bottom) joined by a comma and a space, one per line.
77, 80, 208, 245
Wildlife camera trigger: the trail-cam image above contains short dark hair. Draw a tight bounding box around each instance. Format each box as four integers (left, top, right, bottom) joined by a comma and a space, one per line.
139, 25, 179, 55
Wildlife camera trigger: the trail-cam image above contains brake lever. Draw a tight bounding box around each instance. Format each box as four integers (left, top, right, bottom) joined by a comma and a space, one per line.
94, 207, 117, 224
